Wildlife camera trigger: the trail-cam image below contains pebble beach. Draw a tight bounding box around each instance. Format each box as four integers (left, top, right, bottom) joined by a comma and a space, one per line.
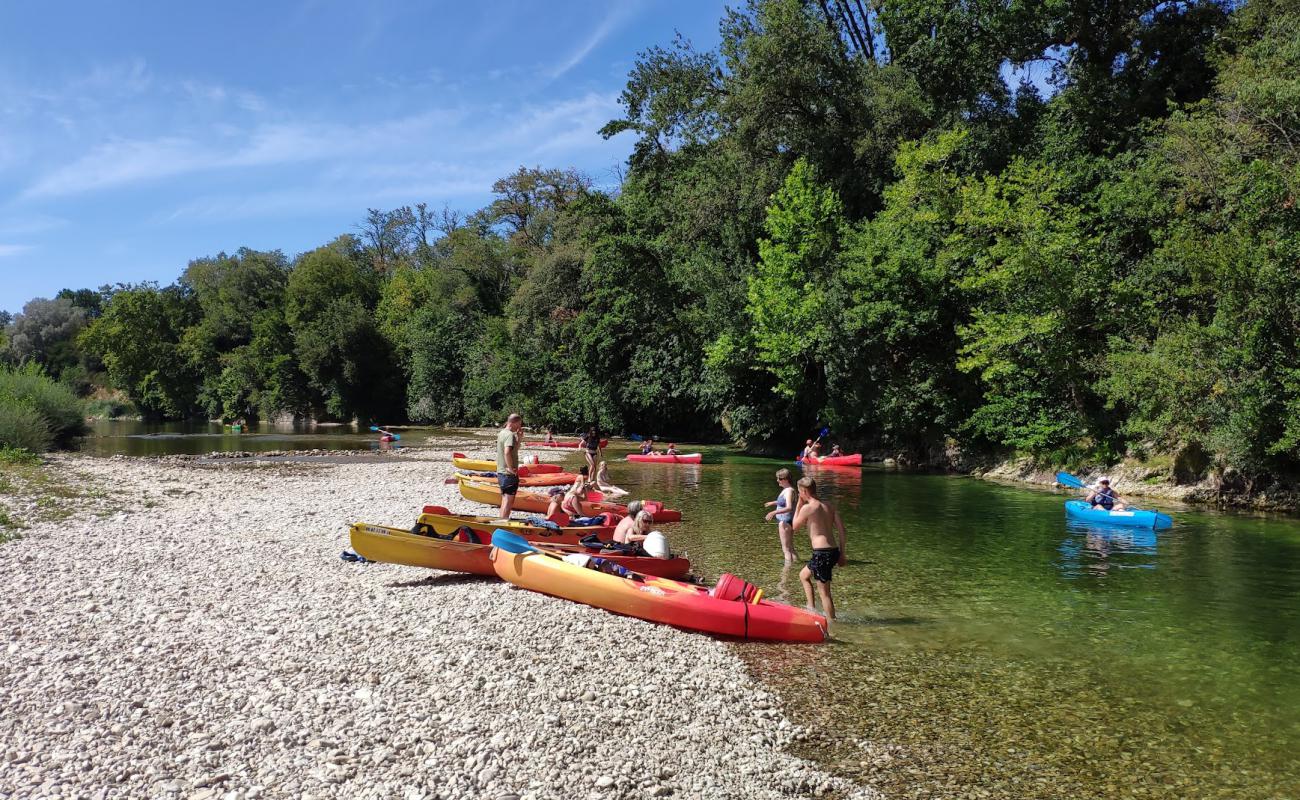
0, 440, 875, 800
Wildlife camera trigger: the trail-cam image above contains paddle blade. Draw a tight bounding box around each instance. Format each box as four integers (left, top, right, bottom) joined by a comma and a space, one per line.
392, 434, 401, 440
1056, 471, 1087, 489
492, 529, 537, 554
452, 452, 466, 459
369, 425, 380, 431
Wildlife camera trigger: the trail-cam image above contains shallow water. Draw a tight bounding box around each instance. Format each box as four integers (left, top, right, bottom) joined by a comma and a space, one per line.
593, 446, 1300, 799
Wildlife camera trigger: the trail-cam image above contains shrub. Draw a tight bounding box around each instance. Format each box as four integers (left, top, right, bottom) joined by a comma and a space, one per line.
0, 401, 52, 453
0, 364, 86, 449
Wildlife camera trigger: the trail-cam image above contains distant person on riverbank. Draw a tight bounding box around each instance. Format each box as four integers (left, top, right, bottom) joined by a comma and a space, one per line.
496, 413, 523, 520
595, 460, 627, 497
581, 425, 602, 474
764, 468, 798, 563
792, 476, 847, 620
544, 427, 556, 444
1086, 477, 1127, 511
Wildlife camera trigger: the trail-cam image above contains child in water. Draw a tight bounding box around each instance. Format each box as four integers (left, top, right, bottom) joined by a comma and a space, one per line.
763, 468, 798, 563
792, 476, 847, 620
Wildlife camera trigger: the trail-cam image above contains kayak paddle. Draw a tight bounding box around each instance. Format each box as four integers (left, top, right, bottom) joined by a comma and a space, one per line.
1055, 471, 1087, 489
491, 529, 538, 554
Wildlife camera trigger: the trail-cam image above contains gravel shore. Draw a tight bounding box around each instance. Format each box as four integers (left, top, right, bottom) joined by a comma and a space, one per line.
1, 443, 874, 800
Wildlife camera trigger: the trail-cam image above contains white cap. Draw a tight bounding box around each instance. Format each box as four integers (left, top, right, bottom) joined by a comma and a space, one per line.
1097, 476, 1112, 485
643, 531, 670, 559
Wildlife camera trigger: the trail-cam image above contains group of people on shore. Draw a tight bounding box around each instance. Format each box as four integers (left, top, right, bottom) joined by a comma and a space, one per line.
494, 414, 847, 620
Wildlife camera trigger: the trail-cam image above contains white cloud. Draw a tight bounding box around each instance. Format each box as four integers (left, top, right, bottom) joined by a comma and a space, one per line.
0, 244, 34, 258
545, 3, 642, 81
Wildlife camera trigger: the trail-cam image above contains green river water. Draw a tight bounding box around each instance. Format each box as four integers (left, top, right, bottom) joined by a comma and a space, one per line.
83, 425, 1300, 798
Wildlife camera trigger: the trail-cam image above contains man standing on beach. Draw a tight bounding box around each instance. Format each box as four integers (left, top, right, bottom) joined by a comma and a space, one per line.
496, 413, 523, 520
792, 476, 848, 620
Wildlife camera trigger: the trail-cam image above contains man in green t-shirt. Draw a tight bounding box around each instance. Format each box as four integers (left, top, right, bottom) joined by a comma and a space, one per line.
495, 413, 523, 519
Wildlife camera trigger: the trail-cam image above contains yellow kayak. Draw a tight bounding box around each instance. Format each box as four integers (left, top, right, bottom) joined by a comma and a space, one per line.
451, 451, 564, 476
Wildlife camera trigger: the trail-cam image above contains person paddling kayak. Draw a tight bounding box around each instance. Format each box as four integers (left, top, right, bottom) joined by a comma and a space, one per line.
1086, 477, 1127, 511
639, 439, 654, 455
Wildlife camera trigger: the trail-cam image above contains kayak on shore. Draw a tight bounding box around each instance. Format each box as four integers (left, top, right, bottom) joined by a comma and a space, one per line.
627, 453, 703, 464
455, 470, 578, 488
490, 530, 826, 642
526, 438, 609, 449
350, 522, 690, 579
797, 453, 863, 467
1064, 500, 1173, 530
456, 476, 683, 523
416, 506, 620, 544
451, 452, 563, 476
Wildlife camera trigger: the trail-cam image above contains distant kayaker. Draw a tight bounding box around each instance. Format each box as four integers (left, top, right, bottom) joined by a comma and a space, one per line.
666, 443, 678, 456
763, 468, 798, 563
1086, 477, 1127, 511
829, 444, 844, 457
580, 425, 602, 475
798, 439, 814, 460
544, 427, 556, 444
496, 413, 524, 520
792, 477, 847, 620
639, 439, 654, 455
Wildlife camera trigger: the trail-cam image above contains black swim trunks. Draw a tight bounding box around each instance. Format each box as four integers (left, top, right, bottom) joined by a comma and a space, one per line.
808, 547, 840, 583
497, 472, 520, 496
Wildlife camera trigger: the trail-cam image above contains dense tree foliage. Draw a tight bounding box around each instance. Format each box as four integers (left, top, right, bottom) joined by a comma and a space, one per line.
17, 0, 1300, 487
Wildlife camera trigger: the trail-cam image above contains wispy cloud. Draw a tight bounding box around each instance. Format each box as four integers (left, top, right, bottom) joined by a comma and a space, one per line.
0, 244, 34, 258
545, 3, 642, 81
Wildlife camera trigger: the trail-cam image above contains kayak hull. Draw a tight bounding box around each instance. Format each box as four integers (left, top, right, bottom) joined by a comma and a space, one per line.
489, 537, 825, 642
416, 508, 617, 544
451, 452, 562, 476
798, 454, 863, 467
457, 477, 682, 523
627, 453, 703, 464
351, 523, 690, 579
457, 471, 578, 487
1064, 500, 1172, 529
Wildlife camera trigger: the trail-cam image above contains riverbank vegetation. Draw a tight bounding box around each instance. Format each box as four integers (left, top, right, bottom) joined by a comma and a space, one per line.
3, 0, 1297, 491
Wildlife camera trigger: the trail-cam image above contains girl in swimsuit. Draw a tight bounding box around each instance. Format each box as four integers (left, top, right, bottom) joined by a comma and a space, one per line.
764, 468, 798, 563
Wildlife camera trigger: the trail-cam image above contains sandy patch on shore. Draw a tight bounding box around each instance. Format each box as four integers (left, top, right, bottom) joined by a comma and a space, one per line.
0, 443, 875, 800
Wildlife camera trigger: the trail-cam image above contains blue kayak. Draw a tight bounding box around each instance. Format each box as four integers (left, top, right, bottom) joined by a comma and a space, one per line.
1065, 500, 1172, 529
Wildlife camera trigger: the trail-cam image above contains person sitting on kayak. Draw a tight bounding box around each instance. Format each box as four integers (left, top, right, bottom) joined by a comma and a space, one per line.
792, 477, 847, 620
547, 468, 593, 521
666, 443, 678, 456
1086, 477, 1127, 511
829, 444, 844, 457
798, 439, 814, 460
639, 439, 654, 455
544, 427, 556, 444
613, 508, 655, 548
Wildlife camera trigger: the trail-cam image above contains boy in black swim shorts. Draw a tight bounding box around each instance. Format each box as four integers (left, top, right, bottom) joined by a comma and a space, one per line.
792, 477, 848, 620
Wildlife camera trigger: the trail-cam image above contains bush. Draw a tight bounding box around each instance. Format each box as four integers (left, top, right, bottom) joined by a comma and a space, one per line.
0, 365, 86, 449
0, 401, 52, 452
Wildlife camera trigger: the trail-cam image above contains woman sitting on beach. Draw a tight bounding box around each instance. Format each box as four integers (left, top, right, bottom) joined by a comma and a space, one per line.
547, 466, 593, 520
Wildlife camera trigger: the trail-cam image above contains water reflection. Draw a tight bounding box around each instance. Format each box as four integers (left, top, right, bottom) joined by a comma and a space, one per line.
1057, 521, 1158, 578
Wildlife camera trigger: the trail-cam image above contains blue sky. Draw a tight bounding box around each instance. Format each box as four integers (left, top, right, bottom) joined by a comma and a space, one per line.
0, 0, 729, 313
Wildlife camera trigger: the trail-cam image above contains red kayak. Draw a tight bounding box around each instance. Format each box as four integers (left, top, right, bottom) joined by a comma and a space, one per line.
799, 453, 863, 467
627, 453, 703, 464
527, 439, 609, 449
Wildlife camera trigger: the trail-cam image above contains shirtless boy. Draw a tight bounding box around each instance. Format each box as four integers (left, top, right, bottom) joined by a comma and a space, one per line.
791, 476, 847, 620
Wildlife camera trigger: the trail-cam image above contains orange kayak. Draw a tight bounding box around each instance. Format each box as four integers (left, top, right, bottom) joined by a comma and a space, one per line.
416, 506, 619, 544
490, 530, 825, 642
456, 470, 578, 488
456, 477, 683, 523
350, 522, 690, 579
452, 452, 563, 476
